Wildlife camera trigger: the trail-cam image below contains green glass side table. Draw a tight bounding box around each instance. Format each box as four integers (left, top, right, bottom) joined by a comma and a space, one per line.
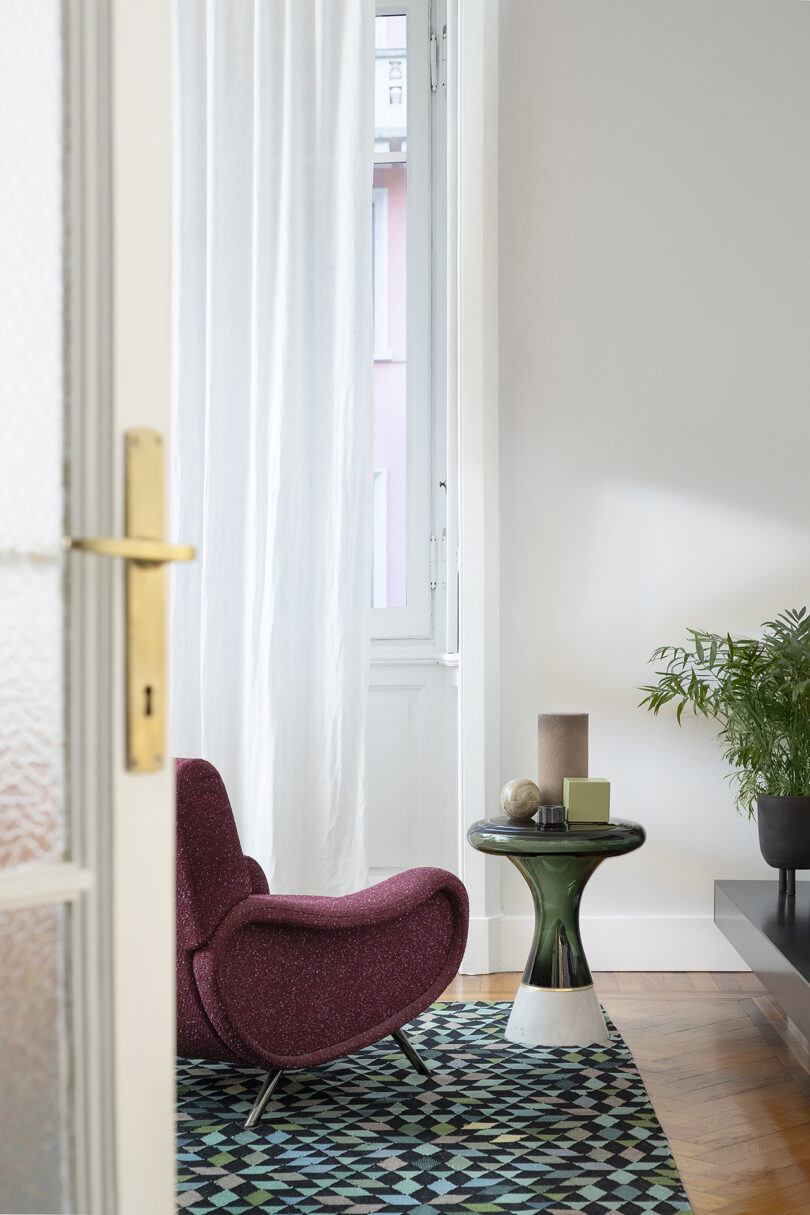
467, 816, 645, 1046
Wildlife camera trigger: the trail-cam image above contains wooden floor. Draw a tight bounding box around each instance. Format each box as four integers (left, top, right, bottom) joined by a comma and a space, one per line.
441, 972, 810, 1215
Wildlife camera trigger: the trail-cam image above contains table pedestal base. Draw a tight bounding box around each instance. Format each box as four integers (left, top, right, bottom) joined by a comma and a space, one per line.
505, 983, 610, 1047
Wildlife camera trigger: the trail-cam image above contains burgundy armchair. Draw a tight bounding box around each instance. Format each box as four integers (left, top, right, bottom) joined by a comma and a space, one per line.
176, 758, 469, 1126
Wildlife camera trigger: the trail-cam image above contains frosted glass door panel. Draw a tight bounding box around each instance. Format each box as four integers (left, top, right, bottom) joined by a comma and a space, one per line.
0, 562, 64, 867
0, 4, 73, 1214
0, 0, 65, 870
0, 904, 71, 1214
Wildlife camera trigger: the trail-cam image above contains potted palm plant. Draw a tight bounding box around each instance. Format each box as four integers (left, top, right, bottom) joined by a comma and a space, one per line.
639, 607, 810, 891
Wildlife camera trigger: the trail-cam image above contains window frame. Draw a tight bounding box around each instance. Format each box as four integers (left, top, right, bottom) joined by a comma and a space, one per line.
372, 0, 447, 645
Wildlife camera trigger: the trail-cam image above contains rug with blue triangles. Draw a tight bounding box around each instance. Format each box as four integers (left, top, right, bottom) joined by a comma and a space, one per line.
177, 1000, 691, 1214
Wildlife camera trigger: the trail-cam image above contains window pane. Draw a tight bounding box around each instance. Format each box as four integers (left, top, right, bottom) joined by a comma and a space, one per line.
372, 14, 407, 610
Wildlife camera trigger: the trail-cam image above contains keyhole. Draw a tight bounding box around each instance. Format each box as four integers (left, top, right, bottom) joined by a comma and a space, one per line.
145, 685, 153, 717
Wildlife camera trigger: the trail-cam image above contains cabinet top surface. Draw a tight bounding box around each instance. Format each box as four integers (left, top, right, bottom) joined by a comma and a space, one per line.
715, 879, 810, 984
467, 816, 646, 856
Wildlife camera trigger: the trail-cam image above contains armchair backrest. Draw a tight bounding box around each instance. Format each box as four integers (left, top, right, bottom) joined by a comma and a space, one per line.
175, 758, 250, 949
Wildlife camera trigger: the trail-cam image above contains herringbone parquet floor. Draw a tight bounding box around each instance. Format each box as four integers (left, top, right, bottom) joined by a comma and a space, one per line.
441, 972, 810, 1215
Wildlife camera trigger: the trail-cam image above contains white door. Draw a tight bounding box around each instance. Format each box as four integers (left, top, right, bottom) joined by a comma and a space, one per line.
0, 2, 178, 1213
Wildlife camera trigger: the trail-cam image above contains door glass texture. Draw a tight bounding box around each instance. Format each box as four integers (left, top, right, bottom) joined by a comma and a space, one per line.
0, 904, 71, 1213
0, 4, 72, 1212
0, 1, 65, 870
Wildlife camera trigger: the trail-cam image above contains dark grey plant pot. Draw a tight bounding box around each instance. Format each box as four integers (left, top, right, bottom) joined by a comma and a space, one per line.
757, 795, 810, 894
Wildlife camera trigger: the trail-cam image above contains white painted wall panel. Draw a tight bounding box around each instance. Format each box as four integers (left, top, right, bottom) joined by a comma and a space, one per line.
498, 0, 810, 969
367, 663, 458, 881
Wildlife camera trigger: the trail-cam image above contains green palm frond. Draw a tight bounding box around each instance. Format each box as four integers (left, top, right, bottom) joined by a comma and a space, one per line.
639, 608, 810, 818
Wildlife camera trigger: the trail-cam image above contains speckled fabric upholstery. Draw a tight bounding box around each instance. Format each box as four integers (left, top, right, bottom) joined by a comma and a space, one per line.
176, 759, 254, 1062
175, 758, 469, 1072
243, 854, 269, 895
176, 758, 250, 949
176, 944, 246, 1064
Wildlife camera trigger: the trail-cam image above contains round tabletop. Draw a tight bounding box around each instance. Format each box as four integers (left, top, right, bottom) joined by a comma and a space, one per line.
467, 815, 645, 858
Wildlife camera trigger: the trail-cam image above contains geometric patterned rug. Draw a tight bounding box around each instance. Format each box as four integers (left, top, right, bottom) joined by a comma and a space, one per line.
177, 1001, 691, 1214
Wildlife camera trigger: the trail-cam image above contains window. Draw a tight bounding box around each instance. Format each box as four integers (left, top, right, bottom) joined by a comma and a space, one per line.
371, 468, 389, 607
371, 187, 391, 359
372, 1, 445, 642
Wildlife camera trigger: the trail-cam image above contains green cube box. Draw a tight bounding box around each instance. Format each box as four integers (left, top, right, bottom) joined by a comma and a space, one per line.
563, 777, 610, 822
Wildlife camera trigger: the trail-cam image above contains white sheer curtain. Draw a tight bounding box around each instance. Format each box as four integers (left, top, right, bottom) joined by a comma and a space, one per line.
171, 0, 374, 895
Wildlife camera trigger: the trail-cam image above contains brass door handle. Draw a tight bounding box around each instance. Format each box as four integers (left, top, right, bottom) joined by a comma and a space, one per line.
67, 428, 195, 773
67, 536, 195, 565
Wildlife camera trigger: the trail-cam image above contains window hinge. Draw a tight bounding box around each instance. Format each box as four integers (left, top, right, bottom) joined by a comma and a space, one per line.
429, 535, 438, 589
430, 32, 439, 93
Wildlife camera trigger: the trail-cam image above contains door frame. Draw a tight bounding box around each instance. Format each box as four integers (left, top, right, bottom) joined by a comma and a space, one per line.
0, 4, 117, 1210
451, 0, 503, 975
67, 0, 116, 1208
105, 1, 177, 1205
68, 0, 176, 1209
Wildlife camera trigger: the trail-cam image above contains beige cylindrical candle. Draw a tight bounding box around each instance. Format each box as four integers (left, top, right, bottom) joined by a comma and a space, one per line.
537, 713, 589, 805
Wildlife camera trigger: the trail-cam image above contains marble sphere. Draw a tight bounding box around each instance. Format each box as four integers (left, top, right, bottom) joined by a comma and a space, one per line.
500, 778, 542, 821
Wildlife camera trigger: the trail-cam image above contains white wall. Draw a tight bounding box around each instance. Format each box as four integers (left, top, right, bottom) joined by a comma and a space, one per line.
498, 0, 810, 969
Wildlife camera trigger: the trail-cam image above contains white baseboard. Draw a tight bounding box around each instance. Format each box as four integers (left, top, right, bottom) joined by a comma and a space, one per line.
461, 914, 502, 975
460, 914, 747, 974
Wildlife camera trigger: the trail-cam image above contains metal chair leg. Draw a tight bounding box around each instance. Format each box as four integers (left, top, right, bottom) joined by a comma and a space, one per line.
244, 1068, 284, 1128
392, 1027, 430, 1076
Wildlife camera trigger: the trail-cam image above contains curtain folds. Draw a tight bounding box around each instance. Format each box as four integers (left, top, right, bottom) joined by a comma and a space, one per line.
172, 0, 375, 895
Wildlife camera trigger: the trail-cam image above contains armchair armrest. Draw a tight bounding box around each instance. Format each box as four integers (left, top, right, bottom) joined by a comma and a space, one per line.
243, 854, 269, 895
214, 866, 467, 936
193, 867, 469, 1071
